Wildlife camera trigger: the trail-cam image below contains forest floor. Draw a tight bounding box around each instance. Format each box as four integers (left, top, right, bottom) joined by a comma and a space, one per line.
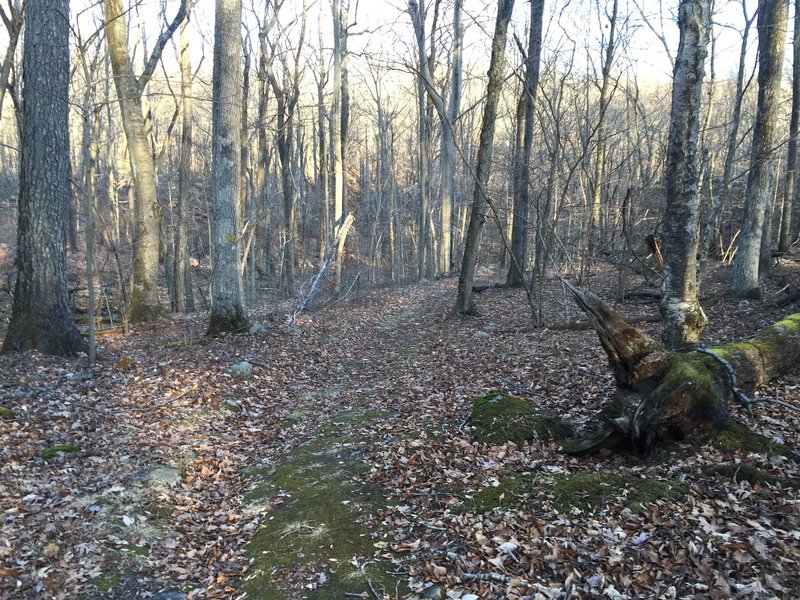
1, 260, 800, 599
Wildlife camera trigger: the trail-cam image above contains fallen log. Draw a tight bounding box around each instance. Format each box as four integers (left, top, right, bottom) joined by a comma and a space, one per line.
559, 285, 800, 454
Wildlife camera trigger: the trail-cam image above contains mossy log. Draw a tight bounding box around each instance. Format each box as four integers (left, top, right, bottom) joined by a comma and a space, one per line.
561, 286, 800, 453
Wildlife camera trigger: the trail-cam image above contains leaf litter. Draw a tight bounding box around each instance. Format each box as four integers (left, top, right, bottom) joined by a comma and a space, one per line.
0, 263, 798, 598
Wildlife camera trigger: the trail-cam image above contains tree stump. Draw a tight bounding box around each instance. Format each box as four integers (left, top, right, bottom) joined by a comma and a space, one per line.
559, 286, 800, 454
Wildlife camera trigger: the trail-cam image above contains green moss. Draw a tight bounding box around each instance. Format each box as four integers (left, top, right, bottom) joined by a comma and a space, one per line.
281, 408, 309, 425
0, 406, 14, 420
470, 393, 573, 446
712, 421, 791, 455
41, 443, 81, 460
464, 471, 687, 514
93, 572, 120, 592
558, 428, 620, 455
122, 544, 150, 557
550, 472, 687, 513
244, 409, 406, 599
468, 475, 539, 512
703, 463, 778, 486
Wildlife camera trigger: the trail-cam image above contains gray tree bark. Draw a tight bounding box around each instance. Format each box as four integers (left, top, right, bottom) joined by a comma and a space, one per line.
3, 0, 86, 355
454, 0, 515, 316
731, 0, 788, 298
174, 13, 195, 314
778, 0, 800, 253
331, 0, 349, 291
699, 1, 755, 269
660, 0, 711, 351
506, 0, 544, 288
441, 0, 463, 276
104, 0, 190, 322
207, 0, 248, 335
584, 0, 619, 278
264, 4, 306, 295
0, 0, 23, 119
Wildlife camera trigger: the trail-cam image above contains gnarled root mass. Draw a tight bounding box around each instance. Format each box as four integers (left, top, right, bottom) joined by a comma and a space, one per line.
560, 286, 800, 454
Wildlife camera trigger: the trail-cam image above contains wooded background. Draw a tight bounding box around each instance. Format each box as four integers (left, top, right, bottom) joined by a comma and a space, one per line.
0, 0, 796, 337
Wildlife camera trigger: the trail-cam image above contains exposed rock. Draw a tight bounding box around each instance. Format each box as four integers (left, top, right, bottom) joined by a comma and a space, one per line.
152, 592, 188, 600
422, 583, 446, 598
473, 331, 490, 339
230, 361, 253, 376
249, 323, 267, 335
141, 466, 182, 489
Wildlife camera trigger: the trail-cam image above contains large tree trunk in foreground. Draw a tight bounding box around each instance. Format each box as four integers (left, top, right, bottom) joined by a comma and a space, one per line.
560, 284, 800, 453
3, 0, 87, 356
207, 0, 248, 336
660, 0, 710, 351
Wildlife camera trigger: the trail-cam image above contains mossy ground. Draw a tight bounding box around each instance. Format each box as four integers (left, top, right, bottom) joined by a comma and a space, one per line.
470, 393, 573, 446
0, 406, 14, 420
467, 471, 687, 514
244, 409, 406, 599
41, 443, 81, 459
711, 421, 792, 455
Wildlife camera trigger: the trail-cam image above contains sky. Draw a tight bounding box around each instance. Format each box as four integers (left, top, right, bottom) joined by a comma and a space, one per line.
78, 0, 765, 86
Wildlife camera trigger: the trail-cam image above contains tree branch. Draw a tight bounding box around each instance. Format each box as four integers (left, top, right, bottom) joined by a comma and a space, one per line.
138, 0, 195, 90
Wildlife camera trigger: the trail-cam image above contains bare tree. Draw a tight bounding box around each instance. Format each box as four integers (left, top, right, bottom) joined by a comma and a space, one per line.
699, 0, 756, 269
104, 0, 191, 322
660, 0, 711, 351
731, 0, 788, 298
263, 0, 308, 294
174, 10, 195, 313
454, 0, 515, 316
331, 0, 351, 291
207, 0, 248, 335
3, 0, 86, 355
583, 0, 620, 279
778, 0, 800, 253
0, 0, 23, 118
506, 0, 544, 287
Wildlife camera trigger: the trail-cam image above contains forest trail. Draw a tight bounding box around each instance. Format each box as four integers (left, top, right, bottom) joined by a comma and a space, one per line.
1, 267, 800, 599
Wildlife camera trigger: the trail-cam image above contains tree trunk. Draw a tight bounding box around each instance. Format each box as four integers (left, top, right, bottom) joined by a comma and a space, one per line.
561, 284, 800, 454
778, 0, 800, 253
507, 0, 544, 288
331, 0, 348, 292
583, 0, 618, 279
3, 0, 86, 355
104, 0, 189, 321
0, 0, 23, 119
207, 0, 248, 335
700, 2, 754, 269
731, 0, 788, 298
660, 0, 711, 351
454, 0, 515, 316
174, 14, 194, 314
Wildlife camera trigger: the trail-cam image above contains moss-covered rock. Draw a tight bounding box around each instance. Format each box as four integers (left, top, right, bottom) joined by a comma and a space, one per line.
0, 406, 14, 420
41, 443, 81, 460
244, 409, 406, 599
470, 393, 573, 446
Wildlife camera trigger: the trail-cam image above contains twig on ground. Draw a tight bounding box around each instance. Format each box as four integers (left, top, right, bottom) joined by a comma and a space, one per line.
461, 572, 510, 583
366, 579, 381, 599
